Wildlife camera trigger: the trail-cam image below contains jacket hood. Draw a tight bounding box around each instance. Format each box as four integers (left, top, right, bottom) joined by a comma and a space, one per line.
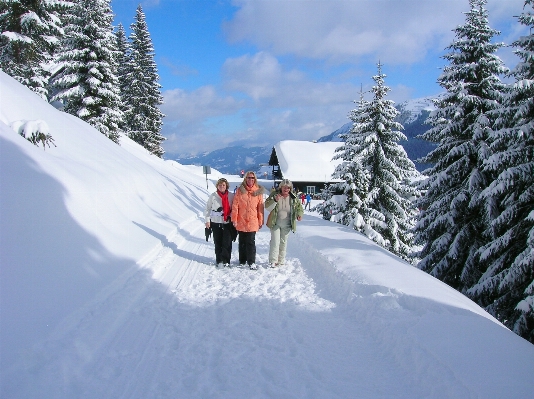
239, 183, 267, 196
272, 188, 297, 200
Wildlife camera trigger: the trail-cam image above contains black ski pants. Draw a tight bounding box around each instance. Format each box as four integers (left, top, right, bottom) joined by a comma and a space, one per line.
238, 231, 256, 266
212, 222, 233, 264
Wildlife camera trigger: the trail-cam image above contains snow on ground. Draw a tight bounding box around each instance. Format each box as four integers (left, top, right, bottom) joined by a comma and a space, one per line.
1, 71, 534, 398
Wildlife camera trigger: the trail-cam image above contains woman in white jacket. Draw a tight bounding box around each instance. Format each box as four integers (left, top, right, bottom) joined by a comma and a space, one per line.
204, 178, 234, 267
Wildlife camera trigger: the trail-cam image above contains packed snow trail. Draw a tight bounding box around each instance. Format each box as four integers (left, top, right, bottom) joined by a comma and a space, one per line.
2, 214, 441, 398
7, 211, 528, 399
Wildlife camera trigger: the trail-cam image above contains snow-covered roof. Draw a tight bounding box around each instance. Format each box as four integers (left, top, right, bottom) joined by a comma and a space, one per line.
274, 140, 343, 183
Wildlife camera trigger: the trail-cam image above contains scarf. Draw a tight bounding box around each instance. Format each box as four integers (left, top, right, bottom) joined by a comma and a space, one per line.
217, 190, 231, 221
242, 182, 259, 195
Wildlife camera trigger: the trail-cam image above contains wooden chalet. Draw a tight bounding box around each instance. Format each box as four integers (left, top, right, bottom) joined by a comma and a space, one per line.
268, 140, 343, 195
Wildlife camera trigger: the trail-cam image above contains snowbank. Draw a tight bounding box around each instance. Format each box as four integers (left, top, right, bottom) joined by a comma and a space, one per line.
1, 71, 533, 398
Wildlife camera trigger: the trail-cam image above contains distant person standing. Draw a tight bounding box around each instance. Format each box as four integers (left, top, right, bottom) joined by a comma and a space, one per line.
204, 178, 234, 267
265, 179, 303, 267
305, 193, 312, 210
232, 171, 266, 270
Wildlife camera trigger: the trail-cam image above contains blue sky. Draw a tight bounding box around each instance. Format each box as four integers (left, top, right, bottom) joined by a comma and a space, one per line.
110, 0, 527, 157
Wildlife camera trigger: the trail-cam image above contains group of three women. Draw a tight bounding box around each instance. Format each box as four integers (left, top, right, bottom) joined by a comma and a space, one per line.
204, 171, 303, 270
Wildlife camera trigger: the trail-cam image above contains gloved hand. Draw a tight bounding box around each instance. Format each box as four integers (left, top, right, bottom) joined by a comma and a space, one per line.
205, 226, 212, 241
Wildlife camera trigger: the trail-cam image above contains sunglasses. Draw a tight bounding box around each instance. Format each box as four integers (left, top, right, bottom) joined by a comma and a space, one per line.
246, 176, 255, 179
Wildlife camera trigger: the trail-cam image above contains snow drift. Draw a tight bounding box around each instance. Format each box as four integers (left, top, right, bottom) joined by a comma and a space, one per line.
1, 71, 533, 398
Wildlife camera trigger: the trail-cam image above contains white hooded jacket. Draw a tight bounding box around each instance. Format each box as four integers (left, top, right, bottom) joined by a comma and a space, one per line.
204, 191, 235, 224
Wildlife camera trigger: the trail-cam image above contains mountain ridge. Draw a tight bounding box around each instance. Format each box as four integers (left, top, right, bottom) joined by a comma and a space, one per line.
174, 97, 437, 174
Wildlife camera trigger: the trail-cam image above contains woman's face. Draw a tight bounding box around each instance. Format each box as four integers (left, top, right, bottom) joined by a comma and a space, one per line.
246, 174, 255, 187
217, 182, 227, 192
280, 186, 291, 196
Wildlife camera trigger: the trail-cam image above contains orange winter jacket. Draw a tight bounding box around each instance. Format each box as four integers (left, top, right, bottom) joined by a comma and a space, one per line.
231, 183, 265, 232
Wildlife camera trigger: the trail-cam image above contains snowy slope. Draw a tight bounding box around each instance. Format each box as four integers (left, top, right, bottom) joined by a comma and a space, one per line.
1, 72, 533, 398
395, 96, 436, 125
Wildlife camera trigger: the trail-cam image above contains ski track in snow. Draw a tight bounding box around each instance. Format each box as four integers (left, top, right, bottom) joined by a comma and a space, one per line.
161, 217, 335, 311
4, 214, 470, 398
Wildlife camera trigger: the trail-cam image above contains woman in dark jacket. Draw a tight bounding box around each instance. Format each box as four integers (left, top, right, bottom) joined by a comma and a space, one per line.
204, 178, 234, 267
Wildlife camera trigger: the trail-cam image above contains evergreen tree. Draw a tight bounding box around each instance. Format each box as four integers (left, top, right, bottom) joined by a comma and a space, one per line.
313, 184, 344, 222
114, 23, 131, 133
414, 0, 507, 290
50, 0, 123, 144
467, 0, 534, 343
0, 0, 70, 99
333, 63, 420, 262
332, 86, 371, 229
124, 5, 165, 157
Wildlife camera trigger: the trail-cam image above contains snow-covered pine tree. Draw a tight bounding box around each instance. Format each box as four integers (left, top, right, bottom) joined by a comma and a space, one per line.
50, 0, 123, 144
313, 183, 345, 222
332, 86, 371, 229
114, 23, 131, 133
0, 0, 70, 99
334, 63, 420, 262
124, 5, 165, 157
467, 0, 534, 344
414, 0, 508, 290
11, 119, 55, 148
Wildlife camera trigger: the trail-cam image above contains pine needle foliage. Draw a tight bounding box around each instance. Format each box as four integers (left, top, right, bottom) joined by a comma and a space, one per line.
114, 23, 131, 133
50, 0, 123, 144
0, 0, 70, 99
123, 5, 165, 158
415, 0, 508, 290
467, 0, 534, 343
333, 63, 420, 262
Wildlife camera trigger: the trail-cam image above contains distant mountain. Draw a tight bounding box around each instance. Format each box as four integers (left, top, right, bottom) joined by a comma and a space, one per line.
174, 97, 439, 174
316, 122, 351, 143
318, 97, 436, 171
175, 145, 272, 176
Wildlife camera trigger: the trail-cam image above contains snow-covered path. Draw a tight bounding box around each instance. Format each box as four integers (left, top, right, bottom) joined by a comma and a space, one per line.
7, 211, 532, 399
2, 214, 437, 398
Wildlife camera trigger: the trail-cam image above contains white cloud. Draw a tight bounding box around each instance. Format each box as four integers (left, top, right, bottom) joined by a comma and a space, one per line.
222, 51, 359, 107
224, 0, 525, 64
159, 57, 199, 78
147, 0, 528, 158
161, 86, 246, 156
141, 0, 161, 8
162, 86, 244, 121
162, 51, 420, 157
222, 52, 286, 100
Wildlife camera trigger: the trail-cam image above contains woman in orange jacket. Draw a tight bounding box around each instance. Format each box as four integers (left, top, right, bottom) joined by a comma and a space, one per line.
231, 171, 266, 269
